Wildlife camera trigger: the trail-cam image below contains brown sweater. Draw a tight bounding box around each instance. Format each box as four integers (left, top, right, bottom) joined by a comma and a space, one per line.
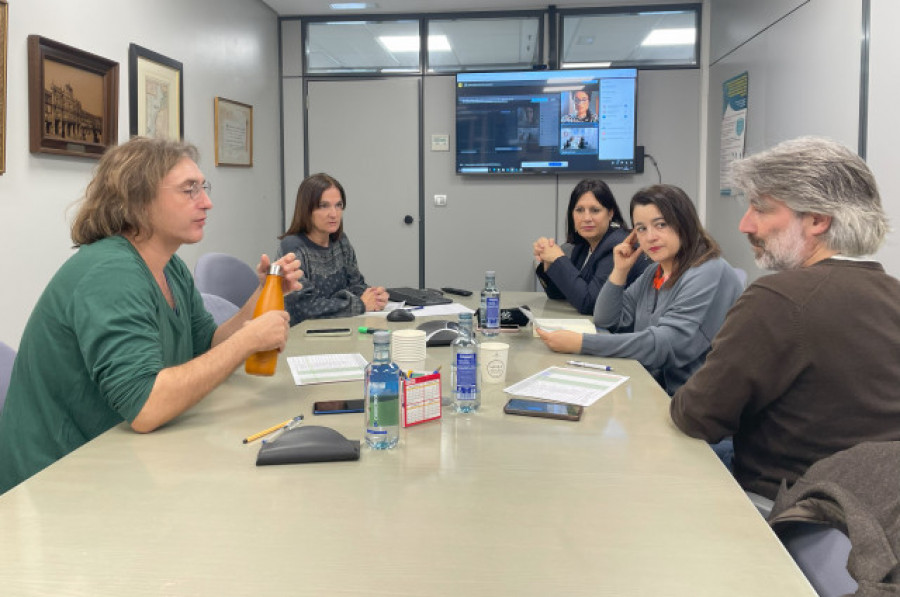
670, 259, 900, 499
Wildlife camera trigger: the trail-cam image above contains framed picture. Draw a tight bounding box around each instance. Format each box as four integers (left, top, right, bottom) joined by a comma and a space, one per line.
0, 0, 8, 173
214, 97, 253, 167
27, 35, 118, 159
129, 44, 183, 140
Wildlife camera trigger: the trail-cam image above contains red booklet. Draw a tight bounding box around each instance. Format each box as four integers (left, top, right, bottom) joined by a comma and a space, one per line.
401, 372, 442, 427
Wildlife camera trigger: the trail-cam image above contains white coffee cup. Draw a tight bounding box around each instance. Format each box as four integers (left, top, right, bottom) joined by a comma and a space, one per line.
479, 342, 510, 384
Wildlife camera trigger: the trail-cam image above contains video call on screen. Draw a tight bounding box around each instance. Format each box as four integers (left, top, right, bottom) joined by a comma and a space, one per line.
456, 69, 638, 175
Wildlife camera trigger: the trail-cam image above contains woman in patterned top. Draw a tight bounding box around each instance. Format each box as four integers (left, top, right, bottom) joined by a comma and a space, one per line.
278, 173, 388, 325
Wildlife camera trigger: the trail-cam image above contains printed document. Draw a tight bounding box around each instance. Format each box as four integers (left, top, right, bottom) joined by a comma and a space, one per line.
286, 353, 368, 386
532, 318, 598, 337
504, 366, 628, 407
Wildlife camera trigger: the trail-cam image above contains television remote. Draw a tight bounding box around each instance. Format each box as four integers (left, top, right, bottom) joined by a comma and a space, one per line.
441, 287, 473, 297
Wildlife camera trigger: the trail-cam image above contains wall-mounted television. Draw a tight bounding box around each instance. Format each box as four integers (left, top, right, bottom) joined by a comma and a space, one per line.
456, 68, 638, 175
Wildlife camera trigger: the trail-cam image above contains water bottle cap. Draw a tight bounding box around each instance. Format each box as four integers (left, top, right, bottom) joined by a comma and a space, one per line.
268, 264, 283, 276
486, 270, 495, 277
459, 312, 472, 321
373, 330, 390, 343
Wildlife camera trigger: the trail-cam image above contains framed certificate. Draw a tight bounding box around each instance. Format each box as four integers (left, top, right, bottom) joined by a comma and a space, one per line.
214, 97, 253, 167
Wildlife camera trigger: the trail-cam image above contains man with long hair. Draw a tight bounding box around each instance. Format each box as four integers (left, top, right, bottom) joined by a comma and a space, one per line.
0, 137, 302, 494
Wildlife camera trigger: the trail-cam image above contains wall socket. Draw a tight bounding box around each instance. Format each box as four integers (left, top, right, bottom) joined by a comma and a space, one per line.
434, 194, 447, 207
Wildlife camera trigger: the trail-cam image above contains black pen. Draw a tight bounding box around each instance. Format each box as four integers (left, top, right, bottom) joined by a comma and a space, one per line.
304, 328, 351, 336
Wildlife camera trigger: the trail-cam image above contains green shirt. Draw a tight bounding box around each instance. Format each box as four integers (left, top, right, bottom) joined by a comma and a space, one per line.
0, 236, 217, 493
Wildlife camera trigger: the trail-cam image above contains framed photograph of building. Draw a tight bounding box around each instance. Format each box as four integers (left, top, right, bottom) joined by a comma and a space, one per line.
1, 0, 8, 173
214, 97, 252, 167
129, 44, 183, 140
27, 36, 119, 159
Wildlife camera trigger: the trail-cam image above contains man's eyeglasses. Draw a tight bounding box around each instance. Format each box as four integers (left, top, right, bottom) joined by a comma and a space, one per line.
176, 181, 211, 200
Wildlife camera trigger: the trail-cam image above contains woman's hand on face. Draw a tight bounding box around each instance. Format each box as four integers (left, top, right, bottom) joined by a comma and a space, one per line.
613, 230, 645, 271
607, 230, 644, 286
535, 327, 583, 354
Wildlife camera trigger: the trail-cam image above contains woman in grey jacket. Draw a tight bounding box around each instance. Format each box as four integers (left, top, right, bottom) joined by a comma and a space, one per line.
537, 185, 743, 395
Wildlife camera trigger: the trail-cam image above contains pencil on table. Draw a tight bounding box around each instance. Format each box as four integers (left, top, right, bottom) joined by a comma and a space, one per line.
242, 418, 294, 444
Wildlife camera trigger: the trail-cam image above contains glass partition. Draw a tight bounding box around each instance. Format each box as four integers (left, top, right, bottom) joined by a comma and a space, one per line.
306, 19, 421, 74
561, 6, 700, 69
427, 16, 542, 73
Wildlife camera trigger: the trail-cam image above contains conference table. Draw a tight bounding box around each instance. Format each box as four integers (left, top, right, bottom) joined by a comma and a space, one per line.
0, 292, 816, 596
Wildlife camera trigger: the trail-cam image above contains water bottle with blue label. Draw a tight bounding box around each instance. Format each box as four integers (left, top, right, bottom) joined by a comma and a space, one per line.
364, 331, 400, 449
451, 312, 480, 413
480, 270, 500, 337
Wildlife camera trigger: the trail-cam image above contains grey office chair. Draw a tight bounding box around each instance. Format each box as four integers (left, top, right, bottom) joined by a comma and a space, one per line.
747, 491, 857, 596
201, 293, 240, 325
194, 253, 259, 308
0, 341, 16, 415
780, 523, 857, 597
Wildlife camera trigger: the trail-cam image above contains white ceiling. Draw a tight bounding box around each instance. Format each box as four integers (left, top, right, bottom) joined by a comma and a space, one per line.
259, 0, 692, 17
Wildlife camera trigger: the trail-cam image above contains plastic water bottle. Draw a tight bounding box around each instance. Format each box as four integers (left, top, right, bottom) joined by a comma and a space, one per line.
245, 264, 284, 376
480, 270, 500, 338
364, 331, 400, 449
451, 312, 480, 413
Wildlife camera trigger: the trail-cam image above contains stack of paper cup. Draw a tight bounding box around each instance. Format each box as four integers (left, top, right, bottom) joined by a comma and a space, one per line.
390, 329, 427, 372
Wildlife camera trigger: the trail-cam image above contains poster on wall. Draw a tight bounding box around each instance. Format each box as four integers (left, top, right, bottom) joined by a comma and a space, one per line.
720, 71, 748, 196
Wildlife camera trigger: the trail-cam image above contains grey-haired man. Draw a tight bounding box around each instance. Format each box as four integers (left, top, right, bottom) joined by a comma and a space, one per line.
670, 136, 900, 500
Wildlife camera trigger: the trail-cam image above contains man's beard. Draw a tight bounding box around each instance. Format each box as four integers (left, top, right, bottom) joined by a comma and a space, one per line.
747, 217, 807, 271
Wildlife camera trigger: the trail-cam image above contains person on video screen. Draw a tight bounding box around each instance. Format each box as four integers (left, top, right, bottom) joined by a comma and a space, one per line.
518, 105, 538, 126
562, 90, 598, 123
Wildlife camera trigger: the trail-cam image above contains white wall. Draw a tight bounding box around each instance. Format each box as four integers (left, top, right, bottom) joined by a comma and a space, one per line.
0, 0, 281, 346
708, 0, 807, 63
705, 0, 866, 282
866, 0, 900, 278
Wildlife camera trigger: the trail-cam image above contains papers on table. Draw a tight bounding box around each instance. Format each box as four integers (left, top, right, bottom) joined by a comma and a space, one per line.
532, 318, 597, 337
503, 366, 629, 407
286, 353, 368, 386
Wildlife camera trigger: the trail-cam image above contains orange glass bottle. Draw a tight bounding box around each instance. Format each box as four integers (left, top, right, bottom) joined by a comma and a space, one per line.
245, 264, 285, 376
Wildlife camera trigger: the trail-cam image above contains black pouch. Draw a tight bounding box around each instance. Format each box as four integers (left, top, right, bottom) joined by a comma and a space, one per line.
473, 305, 532, 327
256, 425, 360, 466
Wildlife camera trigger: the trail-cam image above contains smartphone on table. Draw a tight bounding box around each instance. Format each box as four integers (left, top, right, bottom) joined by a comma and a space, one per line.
313, 399, 365, 415
503, 398, 583, 421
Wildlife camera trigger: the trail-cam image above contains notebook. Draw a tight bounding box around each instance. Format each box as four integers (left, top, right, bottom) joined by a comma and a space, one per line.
386, 287, 453, 307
